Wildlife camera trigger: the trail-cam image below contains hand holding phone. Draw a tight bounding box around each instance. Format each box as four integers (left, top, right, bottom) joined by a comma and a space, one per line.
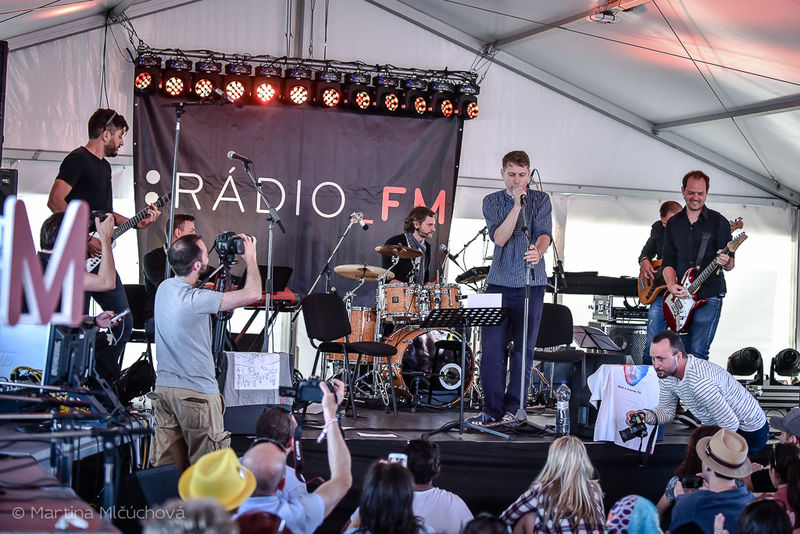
109, 309, 130, 325
388, 453, 408, 468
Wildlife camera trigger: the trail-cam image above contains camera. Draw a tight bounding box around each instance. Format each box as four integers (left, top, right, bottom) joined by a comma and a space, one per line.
88, 210, 109, 233
214, 231, 244, 264
680, 475, 703, 490
388, 453, 408, 468
619, 412, 648, 442
279, 376, 335, 404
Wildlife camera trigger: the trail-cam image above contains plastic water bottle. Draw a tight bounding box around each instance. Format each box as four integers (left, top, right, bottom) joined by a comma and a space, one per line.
555, 381, 571, 436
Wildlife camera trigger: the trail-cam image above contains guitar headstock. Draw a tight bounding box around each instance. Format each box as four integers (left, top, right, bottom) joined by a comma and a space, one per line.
727, 232, 747, 253
729, 217, 743, 232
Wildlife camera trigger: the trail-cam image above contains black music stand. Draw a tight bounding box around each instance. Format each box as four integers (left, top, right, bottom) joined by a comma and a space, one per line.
572, 325, 622, 352
420, 307, 510, 439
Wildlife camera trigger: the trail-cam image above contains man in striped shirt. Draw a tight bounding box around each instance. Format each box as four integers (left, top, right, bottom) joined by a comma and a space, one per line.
627, 329, 768, 452
468, 150, 552, 425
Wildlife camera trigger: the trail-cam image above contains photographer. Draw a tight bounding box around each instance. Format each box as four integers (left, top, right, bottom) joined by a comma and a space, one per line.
149, 233, 261, 471
625, 330, 768, 453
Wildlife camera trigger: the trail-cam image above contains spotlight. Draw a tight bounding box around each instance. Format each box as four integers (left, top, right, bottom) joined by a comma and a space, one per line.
345, 72, 373, 111
133, 55, 161, 95
430, 80, 456, 118
252, 65, 282, 105
728, 347, 763, 384
223, 63, 252, 103
401, 78, 429, 116
456, 81, 480, 120
161, 57, 192, 98
373, 74, 400, 113
314, 71, 342, 108
770, 349, 800, 384
284, 66, 313, 106
192, 59, 222, 99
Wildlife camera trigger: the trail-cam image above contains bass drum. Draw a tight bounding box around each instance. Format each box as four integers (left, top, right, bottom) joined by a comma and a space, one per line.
384, 327, 474, 407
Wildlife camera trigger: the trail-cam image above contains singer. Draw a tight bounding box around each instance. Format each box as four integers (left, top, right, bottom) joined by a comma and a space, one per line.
381, 206, 436, 285
469, 150, 552, 426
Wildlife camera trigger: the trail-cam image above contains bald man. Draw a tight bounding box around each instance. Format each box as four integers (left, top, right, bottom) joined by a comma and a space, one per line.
236, 379, 351, 534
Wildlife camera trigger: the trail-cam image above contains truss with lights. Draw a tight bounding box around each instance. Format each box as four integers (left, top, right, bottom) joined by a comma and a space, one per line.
133, 50, 480, 120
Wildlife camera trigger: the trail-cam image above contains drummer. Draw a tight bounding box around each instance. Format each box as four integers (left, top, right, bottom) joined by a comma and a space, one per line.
382, 206, 436, 285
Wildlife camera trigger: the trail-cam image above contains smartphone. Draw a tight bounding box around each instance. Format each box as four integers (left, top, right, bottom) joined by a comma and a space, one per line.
388, 453, 408, 468
109, 309, 130, 325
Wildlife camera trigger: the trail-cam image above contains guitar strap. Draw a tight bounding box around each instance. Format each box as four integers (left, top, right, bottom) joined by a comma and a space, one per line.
695, 231, 713, 270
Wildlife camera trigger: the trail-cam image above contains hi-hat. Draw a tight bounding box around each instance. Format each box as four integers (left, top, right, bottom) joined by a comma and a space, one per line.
375, 244, 422, 259
334, 263, 395, 281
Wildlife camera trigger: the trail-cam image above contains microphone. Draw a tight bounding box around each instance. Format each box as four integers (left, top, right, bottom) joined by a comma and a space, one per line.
515, 185, 526, 206
227, 151, 252, 164
350, 212, 369, 230
439, 243, 458, 262
213, 87, 245, 108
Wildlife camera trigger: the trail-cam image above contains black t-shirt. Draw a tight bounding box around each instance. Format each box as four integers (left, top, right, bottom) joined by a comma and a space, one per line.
55, 146, 113, 213
639, 220, 666, 263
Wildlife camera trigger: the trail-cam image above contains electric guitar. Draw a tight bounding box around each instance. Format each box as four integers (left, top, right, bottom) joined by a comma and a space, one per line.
86, 192, 172, 272
663, 232, 747, 333
638, 218, 743, 304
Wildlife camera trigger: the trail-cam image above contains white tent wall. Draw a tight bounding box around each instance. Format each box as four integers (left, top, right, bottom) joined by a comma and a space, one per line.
2, 0, 797, 376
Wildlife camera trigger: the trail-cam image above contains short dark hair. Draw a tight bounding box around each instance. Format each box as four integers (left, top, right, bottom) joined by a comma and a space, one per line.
88, 108, 128, 139
738, 498, 792, 534
358, 461, 420, 534
40, 212, 65, 250
403, 206, 435, 233
462, 513, 511, 534
652, 330, 687, 358
682, 170, 710, 191
169, 213, 196, 236
167, 234, 204, 276
660, 201, 682, 219
255, 408, 294, 447
403, 439, 440, 485
501, 150, 530, 169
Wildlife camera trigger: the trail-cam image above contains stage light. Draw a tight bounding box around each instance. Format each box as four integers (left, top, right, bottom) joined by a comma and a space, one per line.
192, 59, 221, 99
401, 78, 429, 116
252, 65, 282, 105
284, 67, 313, 106
431, 80, 456, 118
770, 348, 800, 384
223, 63, 252, 103
346, 72, 373, 111
455, 82, 480, 120
728, 347, 763, 384
314, 71, 342, 108
161, 57, 192, 98
373, 75, 400, 113
134, 55, 161, 95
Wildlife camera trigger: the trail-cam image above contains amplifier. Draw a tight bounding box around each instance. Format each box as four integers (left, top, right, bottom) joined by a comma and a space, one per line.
592, 322, 648, 365
591, 295, 648, 323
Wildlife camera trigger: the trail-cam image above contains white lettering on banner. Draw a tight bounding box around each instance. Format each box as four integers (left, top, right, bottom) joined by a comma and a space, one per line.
212, 168, 245, 212
311, 181, 346, 218
175, 172, 203, 210
0, 197, 87, 326
256, 178, 286, 212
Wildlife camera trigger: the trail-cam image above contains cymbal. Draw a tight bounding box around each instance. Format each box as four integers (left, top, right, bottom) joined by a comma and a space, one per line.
375, 244, 422, 259
334, 263, 395, 281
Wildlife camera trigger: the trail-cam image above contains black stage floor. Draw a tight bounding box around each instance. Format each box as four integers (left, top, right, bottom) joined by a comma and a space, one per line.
231, 405, 698, 534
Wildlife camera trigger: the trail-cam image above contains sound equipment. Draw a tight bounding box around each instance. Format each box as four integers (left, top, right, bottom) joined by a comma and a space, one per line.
0, 168, 17, 213
116, 464, 180, 532
568, 351, 626, 439
597, 322, 648, 365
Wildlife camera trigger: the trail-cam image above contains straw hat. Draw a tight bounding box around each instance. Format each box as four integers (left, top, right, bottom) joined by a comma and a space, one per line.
178, 448, 256, 510
696, 429, 752, 478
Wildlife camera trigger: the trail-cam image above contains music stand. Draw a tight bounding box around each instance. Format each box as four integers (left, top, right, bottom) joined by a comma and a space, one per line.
572, 325, 622, 352
420, 307, 510, 439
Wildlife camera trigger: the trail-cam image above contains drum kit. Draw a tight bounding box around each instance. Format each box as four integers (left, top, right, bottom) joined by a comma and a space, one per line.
327, 244, 489, 409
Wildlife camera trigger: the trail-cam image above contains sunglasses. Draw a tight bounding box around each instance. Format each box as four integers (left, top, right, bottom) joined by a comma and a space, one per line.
104, 111, 118, 131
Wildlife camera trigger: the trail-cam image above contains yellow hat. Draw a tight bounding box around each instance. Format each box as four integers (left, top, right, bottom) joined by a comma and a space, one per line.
178, 448, 256, 510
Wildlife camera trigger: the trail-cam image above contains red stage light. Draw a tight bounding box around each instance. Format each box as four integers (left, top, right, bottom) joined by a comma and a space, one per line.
413, 96, 427, 114
321, 87, 340, 107
439, 98, 454, 117
466, 101, 479, 119
355, 90, 371, 110
194, 78, 214, 98
134, 72, 153, 92
164, 76, 185, 96
383, 93, 399, 112
288, 84, 309, 105
255, 82, 277, 104
226, 80, 246, 101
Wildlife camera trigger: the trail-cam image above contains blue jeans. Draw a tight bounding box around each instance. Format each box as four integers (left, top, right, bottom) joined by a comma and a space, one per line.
679, 296, 723, 360
480, 284, 545, 420
643, 295, 666, 365
738, 421, 769, 454
89, 271, 132, 363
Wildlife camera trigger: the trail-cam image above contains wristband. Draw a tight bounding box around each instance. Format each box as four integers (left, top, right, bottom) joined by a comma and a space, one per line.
316, 417, 338, 444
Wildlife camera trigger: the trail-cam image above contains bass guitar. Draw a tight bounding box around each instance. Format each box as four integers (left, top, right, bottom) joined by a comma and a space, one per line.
663, 232, 747, 333
86, 192, 172, 272
638, 217, 743, 304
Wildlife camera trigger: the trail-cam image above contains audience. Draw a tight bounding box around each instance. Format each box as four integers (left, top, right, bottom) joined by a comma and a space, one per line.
713, 499, 793, 534
142, 497, 234, 534
462, 513, 511, 534
344, 460, 434, 534
500, 435, 605, 533
253, 407, 308, 501
748, 408, 800, 492
235, 510, 295, 534
605, 495, 660, 534
670, 429, 755, 534
177, 448, 255, 511
657, 425, 721, 517
761, 442, 800, 528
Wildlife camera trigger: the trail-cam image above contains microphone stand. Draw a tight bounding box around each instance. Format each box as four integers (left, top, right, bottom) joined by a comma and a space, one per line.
237, 159, 286, 352
530, 168, 567, 303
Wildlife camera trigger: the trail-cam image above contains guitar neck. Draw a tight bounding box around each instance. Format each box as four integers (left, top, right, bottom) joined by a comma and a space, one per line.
110, 194, 170, 241
687, 248, 728, 293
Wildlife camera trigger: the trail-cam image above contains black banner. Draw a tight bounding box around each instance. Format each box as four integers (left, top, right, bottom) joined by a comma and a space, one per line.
133, 95, 462, 305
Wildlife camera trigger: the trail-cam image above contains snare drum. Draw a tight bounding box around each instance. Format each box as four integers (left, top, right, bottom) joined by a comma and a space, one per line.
426, 283, 461, 311
381, 283, 422, 323
330, 307, 378, 362
383, 327, 474, 407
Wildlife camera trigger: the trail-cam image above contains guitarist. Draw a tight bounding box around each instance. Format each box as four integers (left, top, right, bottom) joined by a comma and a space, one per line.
662, 170, 734, 360
639, 201, 682, 364
47, 108, 161, 363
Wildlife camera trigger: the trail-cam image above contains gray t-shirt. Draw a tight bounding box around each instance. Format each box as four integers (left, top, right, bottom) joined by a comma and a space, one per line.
154, 277, 223, 394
